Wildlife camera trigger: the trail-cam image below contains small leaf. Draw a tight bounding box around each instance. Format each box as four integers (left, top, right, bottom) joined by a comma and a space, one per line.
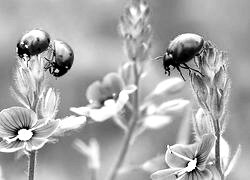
149, 78, 185, 97
192, 108, 214, 140
224, 145, 241, 177
156, 99, 190, 115
191, 73, 208, 102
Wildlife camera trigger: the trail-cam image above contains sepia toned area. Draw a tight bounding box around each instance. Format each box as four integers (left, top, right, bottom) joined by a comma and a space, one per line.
0, 0, 248, 179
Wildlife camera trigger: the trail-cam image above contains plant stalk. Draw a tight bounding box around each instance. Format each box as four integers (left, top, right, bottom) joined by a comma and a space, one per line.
28, 150, 37, 180
204, 104, 224, 180
107, 63, 140, 180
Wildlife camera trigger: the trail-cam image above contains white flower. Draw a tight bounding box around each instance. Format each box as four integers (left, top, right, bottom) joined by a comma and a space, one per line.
71, 73, 136, 122
0, 107, 59, 152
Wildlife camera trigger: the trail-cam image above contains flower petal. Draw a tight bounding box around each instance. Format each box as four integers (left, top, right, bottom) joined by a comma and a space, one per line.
143, 115, 172, 129
86, 73, 124, 104
166, 144, 196, 168
187, 169, 212, 180
0, 140, 25, 153
102, 72, 124, 97
86, 81, 105, 104
54, 116, 86, 135
25, 138, 48, 151
151, 168, 181, 180
196, 134, 215, 170
141, 154, 166, 173
207, 165, 221, 180
70, 106, 91, 116
33, 120, 59, 138
0, 107, 37, 137
89, 101, 117, 122
115, 90, 130, 111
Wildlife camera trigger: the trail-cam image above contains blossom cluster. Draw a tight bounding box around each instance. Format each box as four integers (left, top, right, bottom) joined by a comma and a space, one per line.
0, 37, 85, 153
150, 43, 240, 180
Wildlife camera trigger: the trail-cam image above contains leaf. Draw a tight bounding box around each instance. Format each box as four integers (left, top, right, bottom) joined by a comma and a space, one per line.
224, 144, 241, 177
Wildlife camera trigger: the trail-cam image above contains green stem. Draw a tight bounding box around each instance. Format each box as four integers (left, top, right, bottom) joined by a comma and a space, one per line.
107, 63, 140, 180
28, 150, 37, 180
28, 91, 39, 180
204, 104, 224, 180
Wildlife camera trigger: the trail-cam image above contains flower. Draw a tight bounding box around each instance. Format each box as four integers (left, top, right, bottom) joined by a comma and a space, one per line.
119, 0, 152, 63
0, 107, 59, 152
70, 72, 136, 122
151, 134, 216, 180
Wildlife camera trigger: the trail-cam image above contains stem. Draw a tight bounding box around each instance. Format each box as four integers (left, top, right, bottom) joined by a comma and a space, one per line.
90, 168, 97, 180
204, 104, 224, 180
28, 91, 39, 180
107, 63, 140, 180
28, 150, 37, 180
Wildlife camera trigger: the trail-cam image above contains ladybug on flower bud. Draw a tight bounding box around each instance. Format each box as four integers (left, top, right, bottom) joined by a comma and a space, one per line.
45, 40, 74, 77
155, 33, 204, 80
16, 29, 50, 60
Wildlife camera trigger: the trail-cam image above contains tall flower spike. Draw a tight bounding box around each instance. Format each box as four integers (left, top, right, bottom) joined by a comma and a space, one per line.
192, 42, 232, 178
0, 107, 59, 152
119, 0, 152, 69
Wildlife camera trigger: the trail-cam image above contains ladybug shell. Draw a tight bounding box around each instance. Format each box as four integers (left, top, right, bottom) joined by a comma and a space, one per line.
167, 33, 204, 63
20, 29, 50, 56
54, 40, 74, 69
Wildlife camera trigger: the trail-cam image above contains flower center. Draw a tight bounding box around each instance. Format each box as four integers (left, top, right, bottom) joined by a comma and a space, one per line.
18, 129, 33, 141
186, 158, 197, 172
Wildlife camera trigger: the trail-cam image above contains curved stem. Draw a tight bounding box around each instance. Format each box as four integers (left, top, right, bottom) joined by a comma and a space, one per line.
107, 63, 140, 180
28, 150, 37, 180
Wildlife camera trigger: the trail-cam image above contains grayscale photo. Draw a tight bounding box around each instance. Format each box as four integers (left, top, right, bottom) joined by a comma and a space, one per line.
0, 0, 247, 179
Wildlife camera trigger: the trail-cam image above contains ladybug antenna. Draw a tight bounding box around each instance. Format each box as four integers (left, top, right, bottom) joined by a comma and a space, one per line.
153, 56, 164, 61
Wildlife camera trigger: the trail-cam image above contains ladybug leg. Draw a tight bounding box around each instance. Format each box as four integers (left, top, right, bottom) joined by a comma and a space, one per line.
182, 63, 203, 76
178, 64, 191, 76
49, 66, 54, 74
176, 66, 186, 81
154, 55, 164, 61
165, 69, 170, 76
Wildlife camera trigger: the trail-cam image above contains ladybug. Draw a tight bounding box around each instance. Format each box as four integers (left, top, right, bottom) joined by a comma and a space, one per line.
16, 29, 51, 60
44, 40, 74, 77
156, 33, 204, 80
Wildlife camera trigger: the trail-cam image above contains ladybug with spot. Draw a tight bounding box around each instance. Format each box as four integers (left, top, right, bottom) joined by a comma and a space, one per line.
16, 29, 51, 60
44, 40, 74, 77
156, 33, 205, 80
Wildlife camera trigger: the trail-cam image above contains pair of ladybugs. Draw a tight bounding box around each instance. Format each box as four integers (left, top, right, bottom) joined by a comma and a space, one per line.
16, 29, 74, 77
156, 33, 206, 80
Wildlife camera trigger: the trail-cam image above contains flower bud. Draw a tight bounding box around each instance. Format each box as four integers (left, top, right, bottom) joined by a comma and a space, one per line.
40, 88, 60, 119
191, 73, 208, 103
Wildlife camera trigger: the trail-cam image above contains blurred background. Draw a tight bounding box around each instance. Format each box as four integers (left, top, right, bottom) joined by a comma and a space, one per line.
0, 0, 248, 179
